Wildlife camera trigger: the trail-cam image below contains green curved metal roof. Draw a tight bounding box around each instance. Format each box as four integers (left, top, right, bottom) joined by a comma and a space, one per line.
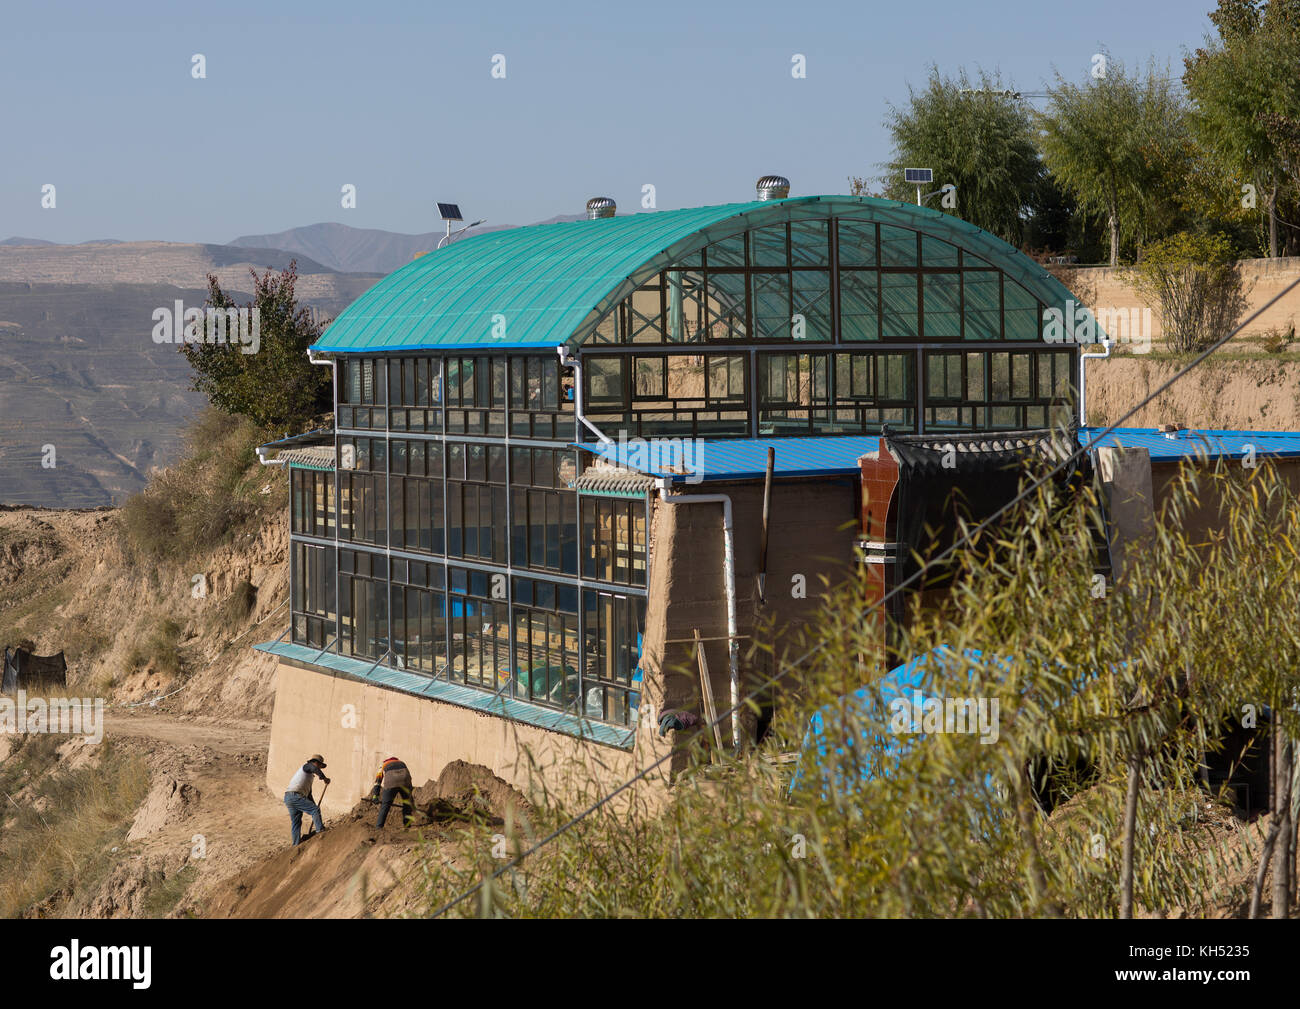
312, 195, 1084, 353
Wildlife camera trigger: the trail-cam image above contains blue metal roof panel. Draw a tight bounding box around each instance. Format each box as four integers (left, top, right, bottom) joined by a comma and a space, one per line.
577, 428, 1300, 482
1080, 427, 1300, 462
576, 435, 883, 482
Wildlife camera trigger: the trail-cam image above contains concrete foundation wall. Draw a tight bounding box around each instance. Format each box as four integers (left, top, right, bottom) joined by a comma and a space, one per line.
267, 661, 652, 816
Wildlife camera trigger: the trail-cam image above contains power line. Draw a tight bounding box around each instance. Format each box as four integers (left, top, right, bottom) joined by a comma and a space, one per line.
427, 275, 1300, 918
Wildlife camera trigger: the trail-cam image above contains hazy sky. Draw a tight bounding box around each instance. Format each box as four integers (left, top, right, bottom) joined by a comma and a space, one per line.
1, 0, 1213, 246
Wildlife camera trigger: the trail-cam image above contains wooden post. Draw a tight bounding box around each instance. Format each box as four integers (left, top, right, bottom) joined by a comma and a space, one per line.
694, 628, 724, 756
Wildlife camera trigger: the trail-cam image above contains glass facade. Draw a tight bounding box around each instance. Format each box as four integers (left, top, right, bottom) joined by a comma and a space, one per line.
288, 210, 1079, 729
290, 350, 649, 728
584, 214, 1078, 436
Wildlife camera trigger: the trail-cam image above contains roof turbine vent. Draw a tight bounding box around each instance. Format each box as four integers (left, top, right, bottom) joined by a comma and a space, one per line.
755, 175, 791, 201
586, 196, 617, 220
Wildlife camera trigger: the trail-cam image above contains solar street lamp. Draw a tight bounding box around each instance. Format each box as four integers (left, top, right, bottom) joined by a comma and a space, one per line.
436, 202, 486, 248
904, 168, 932, 206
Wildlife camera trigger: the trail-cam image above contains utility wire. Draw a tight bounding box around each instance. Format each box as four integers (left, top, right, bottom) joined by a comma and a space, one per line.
428, 274, 1300, 918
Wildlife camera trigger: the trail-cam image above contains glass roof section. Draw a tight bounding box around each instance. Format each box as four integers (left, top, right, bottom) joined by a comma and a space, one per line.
311, 196, 1087, 354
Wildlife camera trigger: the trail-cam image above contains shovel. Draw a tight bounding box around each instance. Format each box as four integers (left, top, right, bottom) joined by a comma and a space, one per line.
302, 781, 329, 840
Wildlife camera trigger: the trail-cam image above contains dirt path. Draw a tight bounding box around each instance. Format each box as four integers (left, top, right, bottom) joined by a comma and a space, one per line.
103, 710, 269, 755
96, 708, 295, 916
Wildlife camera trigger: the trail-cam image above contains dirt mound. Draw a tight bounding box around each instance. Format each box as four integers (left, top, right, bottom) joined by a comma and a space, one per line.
126, 775, 200, 841
416, 760, 533, 825
192, 764, 532, 918
196, 801, 447, 918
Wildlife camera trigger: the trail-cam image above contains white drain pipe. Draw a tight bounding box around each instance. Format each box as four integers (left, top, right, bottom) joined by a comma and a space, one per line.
1079, 339, 1112, 427
557, 344, 613, 445
657, 479, 740, 749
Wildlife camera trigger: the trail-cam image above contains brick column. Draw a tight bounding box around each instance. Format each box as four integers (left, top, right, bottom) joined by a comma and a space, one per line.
858, 439, 900, 655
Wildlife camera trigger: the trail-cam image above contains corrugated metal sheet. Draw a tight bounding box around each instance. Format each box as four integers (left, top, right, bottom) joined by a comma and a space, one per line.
577, 428, 1300, 482
258, 428, 334, 449
278, 446, 336, 471
577, 435, 884, 482
312, 196, 1084, 353
573, 462, 656, 496
1081, 427, 1300, 462
254, 639, 635, 750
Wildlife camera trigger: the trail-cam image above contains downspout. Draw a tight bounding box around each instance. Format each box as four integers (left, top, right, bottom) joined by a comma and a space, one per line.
307, 346, 340, 657
557, 344, 613, 445
1078, 338, 1112, 427
259, 349, 334, 465
656, 478, 740, 749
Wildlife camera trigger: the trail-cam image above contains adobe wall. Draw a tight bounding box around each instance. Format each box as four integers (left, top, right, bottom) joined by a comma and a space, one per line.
1149, 455, 1300, 539
1064, 255, 1300, 342
267, 660, 663, 817
638, 478, 859, 750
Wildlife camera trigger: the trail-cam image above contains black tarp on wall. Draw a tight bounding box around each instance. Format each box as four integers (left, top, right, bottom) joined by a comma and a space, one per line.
1, 647, 68, 693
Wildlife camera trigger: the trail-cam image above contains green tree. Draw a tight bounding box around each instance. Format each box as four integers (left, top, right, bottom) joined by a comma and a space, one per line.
1129, 232, 1250, 352
1184, 1, 1300, 258
1039, 57, 1192, 266
874, 67, 1042, 244
180, 262, 331, 431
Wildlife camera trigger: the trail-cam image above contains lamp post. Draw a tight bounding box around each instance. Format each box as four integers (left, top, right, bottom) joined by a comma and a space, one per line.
435, 202, 486, 249
920, 184, 957, 207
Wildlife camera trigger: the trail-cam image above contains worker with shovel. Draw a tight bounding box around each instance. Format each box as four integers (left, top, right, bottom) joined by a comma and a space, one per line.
284, 753, 330, 846
368, 756, 416, 829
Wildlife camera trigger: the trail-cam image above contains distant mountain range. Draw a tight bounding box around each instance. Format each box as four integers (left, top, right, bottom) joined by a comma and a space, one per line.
227, 216, 583, 274
3, 214, 586, 277
0, 213, 586, 506
0, 241, 377, 295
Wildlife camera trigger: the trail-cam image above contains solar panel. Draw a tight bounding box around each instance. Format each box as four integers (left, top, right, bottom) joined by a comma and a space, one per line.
437, 202, 463, 221
904, 168, 933, 184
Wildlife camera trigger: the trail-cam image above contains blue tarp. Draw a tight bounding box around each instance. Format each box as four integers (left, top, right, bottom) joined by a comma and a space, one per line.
790, 647, 1006, 797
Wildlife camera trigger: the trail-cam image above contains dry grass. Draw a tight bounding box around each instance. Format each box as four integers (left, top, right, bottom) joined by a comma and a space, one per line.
0, 735, 150, 918
120, 408, 280, 564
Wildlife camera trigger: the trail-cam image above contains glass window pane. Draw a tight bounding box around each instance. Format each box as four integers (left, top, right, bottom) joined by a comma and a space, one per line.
1004, 281, 1040, 341
750, 225, 788, 267
706, 234, 745, 268
706, 273, 748, 340
792, 271, 832, 342
922, 273, 961, 338
1011, 352, 1032, 399
927, 352, 962, 400
790, 220, 830, 267
840, 270, 879, 341
966, 352, 986, 400
881, 273, 918, 339
587, 357, 626, 406
753, 273, 791, 339
963, 271, 1000, 340
879, 226, 918, 267
922, 235, 959, 267
633, 357, 667, 400
837, 221, 877, 268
